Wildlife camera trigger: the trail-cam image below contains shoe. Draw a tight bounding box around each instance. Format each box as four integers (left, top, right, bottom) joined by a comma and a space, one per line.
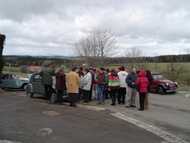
111, 103, 115, 106
130, 105, 136, 108
126, 105, 130, 108
70, 104, 77, 107
138, 109, 144, 111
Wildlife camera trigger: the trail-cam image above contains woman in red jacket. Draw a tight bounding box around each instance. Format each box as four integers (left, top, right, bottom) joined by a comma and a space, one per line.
136, 70, 149, 111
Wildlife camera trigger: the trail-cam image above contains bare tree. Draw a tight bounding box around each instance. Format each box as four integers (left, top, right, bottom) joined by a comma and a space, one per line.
125, 47, 143, 57
75, 29, 116, 58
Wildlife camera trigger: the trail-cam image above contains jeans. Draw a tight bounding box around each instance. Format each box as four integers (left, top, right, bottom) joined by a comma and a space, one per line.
127, 87, 137, 106
96, 85, 105, 103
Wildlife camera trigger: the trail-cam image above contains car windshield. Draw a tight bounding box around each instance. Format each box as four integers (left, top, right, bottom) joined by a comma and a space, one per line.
153, 74, 164, 80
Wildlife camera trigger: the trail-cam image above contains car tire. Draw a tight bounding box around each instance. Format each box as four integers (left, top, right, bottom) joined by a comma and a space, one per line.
157, 86, 165, 95
22, 84, 28, 91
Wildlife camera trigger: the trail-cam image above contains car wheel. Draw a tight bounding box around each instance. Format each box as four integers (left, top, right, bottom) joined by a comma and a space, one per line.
23, 84, 28, 91
157, 86, 165, 95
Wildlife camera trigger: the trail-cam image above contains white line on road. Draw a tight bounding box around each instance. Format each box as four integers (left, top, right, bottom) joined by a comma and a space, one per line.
78, 105, 106, 111
111, 112, 189, 143
0, 140, 21, 143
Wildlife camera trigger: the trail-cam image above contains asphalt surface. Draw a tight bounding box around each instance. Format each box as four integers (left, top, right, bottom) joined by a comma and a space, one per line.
0, 91, 163, 143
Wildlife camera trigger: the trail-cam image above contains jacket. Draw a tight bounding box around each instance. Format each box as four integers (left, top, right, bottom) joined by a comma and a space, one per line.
81, 72, 92, 91
40, 67, 53, 86
56, 72, 66, 91
118, 71, 128, 87
108, 73, 120, 89
126, 72, 137, 89
66, 71, 80, 94
96, 71, 106, 85
136, 70, 149, 93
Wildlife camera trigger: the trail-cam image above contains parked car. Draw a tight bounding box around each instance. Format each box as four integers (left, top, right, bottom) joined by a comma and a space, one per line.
0, 74, 29, 90
149, 73, 178, 94
26, 73, 68, 103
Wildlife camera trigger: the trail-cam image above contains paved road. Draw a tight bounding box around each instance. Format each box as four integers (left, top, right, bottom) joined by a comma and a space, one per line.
91, 93, 190, 143
0, 92, 163, 143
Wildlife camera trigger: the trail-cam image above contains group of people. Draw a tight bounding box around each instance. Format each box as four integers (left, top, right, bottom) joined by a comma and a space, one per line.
40, 65, 153, 111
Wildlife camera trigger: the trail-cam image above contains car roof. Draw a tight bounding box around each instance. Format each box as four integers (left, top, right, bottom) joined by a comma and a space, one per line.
152, 72, 161, 75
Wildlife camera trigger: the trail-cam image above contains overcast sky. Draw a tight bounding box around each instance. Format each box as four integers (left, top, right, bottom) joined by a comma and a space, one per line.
0, 0, 190, 56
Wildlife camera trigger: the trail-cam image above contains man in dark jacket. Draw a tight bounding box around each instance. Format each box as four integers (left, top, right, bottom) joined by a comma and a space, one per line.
96, 68, 106, 104
126, 68, 137, 108
40, 65, 54, 100
56, 67, 66, 104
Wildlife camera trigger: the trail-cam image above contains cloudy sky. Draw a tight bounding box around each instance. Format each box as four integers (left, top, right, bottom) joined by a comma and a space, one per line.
0, 0, 190, 57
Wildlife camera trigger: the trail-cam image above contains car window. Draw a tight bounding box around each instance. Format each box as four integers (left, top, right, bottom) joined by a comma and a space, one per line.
153, 74, 164, 80
33, 75, 41, 80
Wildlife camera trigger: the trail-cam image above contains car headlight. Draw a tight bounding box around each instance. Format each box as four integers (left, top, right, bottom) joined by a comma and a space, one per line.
165, 83, 169, 86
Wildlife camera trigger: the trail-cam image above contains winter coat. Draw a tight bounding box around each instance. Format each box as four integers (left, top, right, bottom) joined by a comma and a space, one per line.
56, 72, 66, 91
126, 72, 137, 89
108, 73, 120, 89
81, 72, 92, 91
40, 67, 53, 86
136, 70, 149, 93
118, 71, 128, 87
96, 72, 106, 85
66, 71, 80, 94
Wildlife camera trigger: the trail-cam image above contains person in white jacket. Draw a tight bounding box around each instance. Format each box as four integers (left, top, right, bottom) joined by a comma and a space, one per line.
81, 68, 92, 103
117, 66, 128, 104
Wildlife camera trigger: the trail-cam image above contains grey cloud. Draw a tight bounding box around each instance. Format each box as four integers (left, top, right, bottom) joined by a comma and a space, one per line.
1, 0, 190, 56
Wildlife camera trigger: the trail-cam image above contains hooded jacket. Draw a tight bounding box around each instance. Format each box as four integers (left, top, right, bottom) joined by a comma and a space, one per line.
136, 70, 149, 93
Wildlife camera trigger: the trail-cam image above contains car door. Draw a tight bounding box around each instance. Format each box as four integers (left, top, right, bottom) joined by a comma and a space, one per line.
31, 74, 45, 95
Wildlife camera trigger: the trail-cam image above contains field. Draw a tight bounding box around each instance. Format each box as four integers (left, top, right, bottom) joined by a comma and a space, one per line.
2, 62, 190, 85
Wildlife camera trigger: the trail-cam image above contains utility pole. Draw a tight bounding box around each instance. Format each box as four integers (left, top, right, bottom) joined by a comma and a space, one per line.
0, 33, 6, 82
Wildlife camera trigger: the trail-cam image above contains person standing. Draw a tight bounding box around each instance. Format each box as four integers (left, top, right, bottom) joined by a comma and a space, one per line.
117, 66, 128, 104
136, 70, 149, 111
108, 69, 120, 106
66, 67, 80, 107
126, 68, 137, 108
55, 67, 66, 104
78, 66, 84, 101
81, 68, 92, 103
95, 68, 106, 104
40, 65, 54, 101
145, 70, 153, 109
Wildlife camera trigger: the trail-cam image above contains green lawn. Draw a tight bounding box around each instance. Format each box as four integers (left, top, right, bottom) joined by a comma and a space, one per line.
3, 62, 190, 85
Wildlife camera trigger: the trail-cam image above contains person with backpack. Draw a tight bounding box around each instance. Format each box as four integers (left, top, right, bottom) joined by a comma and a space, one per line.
108, 69, 120, 106
136, 69, 149, 111
95, 68, 106, 104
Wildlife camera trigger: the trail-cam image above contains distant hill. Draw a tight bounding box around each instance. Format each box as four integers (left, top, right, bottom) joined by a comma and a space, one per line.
3, 54, 190, 66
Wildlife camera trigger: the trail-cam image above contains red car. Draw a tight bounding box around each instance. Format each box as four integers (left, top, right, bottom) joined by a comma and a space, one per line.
149, 73, 178, 94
